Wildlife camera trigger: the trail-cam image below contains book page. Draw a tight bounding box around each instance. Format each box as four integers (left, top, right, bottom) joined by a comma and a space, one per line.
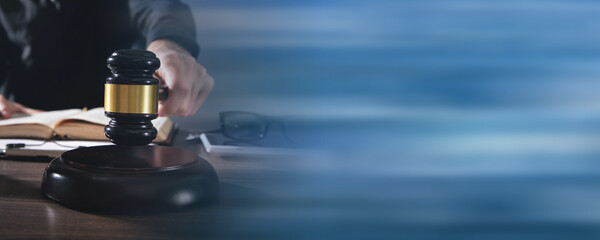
54, 107, 173, 142
58, 107, 169, 128
0, 109, 82, 128
56, 107, 110, 126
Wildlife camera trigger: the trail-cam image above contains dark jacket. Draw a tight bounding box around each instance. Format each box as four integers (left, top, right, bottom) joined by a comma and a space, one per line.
0, 0, 198, 110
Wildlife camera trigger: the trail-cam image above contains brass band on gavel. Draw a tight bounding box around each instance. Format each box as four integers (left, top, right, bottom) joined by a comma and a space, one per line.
104, 84, 158, 114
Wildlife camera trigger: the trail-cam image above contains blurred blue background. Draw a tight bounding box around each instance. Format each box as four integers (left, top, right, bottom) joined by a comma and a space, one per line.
180, 0, 600, 239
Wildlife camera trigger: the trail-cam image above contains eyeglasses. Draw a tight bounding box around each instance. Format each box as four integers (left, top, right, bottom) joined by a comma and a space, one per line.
220, 111, 287, 142
220, 111, 336, 148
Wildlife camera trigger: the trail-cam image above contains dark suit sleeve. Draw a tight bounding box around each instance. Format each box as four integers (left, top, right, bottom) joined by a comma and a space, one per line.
129, 0, 199, 58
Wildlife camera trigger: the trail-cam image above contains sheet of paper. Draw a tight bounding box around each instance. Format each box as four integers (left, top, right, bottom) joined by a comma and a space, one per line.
0, 139, 113, 158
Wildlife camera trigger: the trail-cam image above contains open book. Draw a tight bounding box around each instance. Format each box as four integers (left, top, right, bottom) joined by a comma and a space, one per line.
0, 108, 173, 143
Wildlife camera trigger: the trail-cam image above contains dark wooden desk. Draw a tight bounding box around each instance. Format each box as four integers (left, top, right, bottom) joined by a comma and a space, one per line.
0, 129, 326, 240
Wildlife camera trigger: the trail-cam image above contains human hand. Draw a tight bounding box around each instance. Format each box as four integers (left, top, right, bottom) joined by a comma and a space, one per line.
0, 95, 43, 119
147, 39, 214, 117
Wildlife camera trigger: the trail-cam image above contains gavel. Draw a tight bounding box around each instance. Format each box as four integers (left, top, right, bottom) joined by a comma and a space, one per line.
41, 49, 219, 212
104, 49, 167, 145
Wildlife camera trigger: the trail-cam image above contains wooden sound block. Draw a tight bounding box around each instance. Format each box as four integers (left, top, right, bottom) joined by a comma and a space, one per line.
41, 145, 219, 212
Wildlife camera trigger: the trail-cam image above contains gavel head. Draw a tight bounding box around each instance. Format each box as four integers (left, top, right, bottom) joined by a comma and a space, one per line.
104, 49, 160, 145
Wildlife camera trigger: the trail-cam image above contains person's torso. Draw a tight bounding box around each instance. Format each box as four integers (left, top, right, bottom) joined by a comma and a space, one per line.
0, 0, 141, 110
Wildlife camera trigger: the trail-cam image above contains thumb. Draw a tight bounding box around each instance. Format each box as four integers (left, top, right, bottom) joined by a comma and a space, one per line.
17, 105, 44, 115
10, 101, 44, 115
0, 95, 12, 119
0, 95, 44, 119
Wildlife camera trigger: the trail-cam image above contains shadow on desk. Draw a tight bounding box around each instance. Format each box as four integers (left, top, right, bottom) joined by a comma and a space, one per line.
0, 174, 41, 200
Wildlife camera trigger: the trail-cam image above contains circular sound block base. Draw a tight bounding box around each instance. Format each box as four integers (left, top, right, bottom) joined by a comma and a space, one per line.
41, 145, 219, 212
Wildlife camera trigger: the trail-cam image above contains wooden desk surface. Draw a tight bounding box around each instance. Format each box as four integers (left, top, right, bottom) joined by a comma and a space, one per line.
0, 129, 332, 240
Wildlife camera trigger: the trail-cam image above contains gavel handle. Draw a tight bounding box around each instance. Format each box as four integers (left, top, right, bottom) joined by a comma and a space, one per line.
158, 87, 169, 101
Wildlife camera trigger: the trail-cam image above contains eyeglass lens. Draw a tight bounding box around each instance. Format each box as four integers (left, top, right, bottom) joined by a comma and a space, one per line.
222, 112, 268, 141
